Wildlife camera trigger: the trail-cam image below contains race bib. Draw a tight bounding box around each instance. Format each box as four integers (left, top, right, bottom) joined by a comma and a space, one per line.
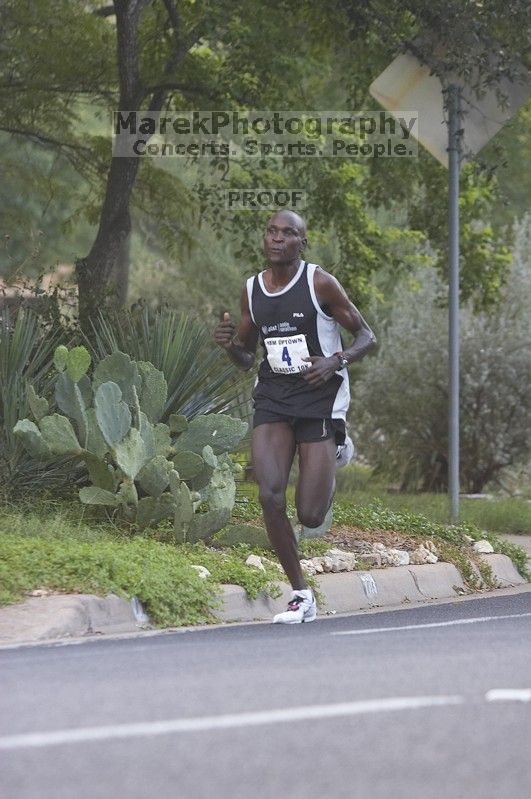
264, 334, 311, 374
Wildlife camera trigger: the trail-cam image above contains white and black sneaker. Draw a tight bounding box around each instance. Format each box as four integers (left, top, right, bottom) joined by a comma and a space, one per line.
273, 589, 317, 624
336, 435, 355, 468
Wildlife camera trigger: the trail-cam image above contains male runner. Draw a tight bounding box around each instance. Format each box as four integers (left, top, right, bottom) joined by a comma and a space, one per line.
213, 210, 376, 623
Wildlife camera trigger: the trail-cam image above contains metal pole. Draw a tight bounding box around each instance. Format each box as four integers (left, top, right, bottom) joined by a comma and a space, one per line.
447, 85, 461, 522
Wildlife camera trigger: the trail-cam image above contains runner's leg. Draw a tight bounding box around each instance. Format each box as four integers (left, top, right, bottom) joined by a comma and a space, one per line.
252, 422, 307, 590
296, 438, 337, 528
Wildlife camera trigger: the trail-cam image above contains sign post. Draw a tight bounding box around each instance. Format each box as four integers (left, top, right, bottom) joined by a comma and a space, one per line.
447, 85, 461, 522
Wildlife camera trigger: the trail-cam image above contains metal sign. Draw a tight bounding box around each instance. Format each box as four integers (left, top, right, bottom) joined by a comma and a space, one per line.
370, 51, 530, 166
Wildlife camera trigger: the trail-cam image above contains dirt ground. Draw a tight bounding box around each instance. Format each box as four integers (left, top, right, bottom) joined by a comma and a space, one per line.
323, 526, 422, 553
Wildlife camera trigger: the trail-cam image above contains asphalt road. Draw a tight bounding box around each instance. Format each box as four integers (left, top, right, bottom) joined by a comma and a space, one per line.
1, 591, 530, 799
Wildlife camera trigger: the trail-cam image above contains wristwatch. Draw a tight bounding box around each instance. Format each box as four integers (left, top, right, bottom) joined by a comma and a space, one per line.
334, 351, 349, 369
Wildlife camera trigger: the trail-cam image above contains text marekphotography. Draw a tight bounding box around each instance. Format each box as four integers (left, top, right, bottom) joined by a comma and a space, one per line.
112, 111, 418, 158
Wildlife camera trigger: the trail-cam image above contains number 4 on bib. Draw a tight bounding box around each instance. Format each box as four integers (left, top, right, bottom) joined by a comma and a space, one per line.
281, 346, 292, 367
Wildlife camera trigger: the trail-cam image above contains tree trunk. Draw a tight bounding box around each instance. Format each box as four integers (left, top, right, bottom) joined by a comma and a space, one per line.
76, 157, 138, 327
112, 230, 131, 306
76, 0, 148, 330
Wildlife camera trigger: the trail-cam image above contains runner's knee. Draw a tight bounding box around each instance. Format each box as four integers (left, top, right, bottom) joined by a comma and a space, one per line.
297, 507, 326, 529
258, 485, 287, 515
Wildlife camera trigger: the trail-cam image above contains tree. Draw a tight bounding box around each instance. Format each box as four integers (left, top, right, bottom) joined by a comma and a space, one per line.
351, 216, 531, 492
1, 0, 528, 322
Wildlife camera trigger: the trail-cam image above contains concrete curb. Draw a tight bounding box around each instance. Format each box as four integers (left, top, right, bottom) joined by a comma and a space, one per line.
211, 554, 527, 622
0, 594, 148, 645
0, 554, 527, 644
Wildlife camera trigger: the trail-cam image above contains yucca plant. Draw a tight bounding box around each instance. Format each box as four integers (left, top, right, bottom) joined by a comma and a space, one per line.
88, 306, 254, 423
0, 308, 69, 490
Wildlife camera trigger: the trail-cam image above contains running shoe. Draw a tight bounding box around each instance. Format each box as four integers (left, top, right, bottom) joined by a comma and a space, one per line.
273, 589, 317, 624
336, 435, 355, 468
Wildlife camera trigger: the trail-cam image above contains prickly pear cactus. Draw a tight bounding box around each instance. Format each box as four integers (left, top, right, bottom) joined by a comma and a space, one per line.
14, 345, 248, 541
173, 414, 248, 455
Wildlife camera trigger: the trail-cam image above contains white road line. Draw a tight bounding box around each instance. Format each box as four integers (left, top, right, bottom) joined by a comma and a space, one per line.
485, 689, 531, 703
331, 612, 531, 636
0, 695, 463, 751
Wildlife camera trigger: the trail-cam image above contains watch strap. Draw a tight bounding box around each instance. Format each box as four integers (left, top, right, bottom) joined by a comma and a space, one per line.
333, 351, 349, 369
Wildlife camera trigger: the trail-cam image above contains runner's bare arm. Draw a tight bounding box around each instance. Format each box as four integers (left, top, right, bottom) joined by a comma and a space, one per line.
213, 285, 259, 371
302, 269, 376, 385
315, 270, 376, 361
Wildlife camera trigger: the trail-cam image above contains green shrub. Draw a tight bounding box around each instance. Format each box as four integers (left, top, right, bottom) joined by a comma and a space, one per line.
89, 306, 249, 421
14, 345, 248, 541
0, 308, 69, 491
213, 523, 270, 549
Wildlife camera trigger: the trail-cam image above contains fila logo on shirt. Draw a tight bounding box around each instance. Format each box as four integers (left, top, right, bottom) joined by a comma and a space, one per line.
293, 312, 304, 318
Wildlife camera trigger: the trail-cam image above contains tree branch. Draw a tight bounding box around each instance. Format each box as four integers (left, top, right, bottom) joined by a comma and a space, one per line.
145, 18, 207, 111
143, 81, 220, 100
162, 0, 180, 31
0, 126, 93, 157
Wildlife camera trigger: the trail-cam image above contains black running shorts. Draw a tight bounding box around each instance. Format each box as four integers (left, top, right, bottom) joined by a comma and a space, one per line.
253, 410, 345, 445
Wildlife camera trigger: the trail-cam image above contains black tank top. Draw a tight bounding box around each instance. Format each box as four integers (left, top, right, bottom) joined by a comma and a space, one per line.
246, 261, 350, 419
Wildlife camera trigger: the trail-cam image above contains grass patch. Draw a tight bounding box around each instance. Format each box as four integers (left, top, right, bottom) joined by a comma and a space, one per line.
0, 533, 285, 625
0, 494, 128, 542
0, 534, 214, 625
235, 483, 531, 537
336, 489, 531, 536
331, 499, 530, 580
233, 490, 530, 580
0, 496, 286, 625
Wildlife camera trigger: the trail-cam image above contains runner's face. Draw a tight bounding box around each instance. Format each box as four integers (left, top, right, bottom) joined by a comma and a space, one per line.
263, 214, 306, 266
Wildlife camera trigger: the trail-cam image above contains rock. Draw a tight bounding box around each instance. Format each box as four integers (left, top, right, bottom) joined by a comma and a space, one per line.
245, 554, 266, 571
190, 565, 211, 579
330, 558, 346, 573
473, 539, 494, 554
311, 559, 324, 574
324, 549, 357, 571
300, 559, 317, 575
322, 556, 334, 573
381, 548, 410, 567
410, 546, 438, 565
357, 553, 382, 567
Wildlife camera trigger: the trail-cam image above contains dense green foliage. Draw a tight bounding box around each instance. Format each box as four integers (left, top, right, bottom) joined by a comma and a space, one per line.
0, 309, 70, 490
1, 0, 529, 315
350, 218, 531, 491
0, 534, 213, 625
